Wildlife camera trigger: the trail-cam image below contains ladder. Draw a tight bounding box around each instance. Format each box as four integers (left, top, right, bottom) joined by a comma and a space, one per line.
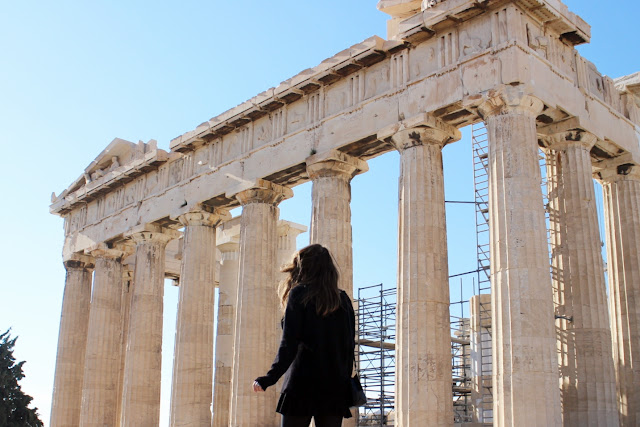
472, 123, 493, 424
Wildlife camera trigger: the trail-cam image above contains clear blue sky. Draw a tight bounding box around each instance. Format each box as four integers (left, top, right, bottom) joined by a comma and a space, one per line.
1, 1, 638, 424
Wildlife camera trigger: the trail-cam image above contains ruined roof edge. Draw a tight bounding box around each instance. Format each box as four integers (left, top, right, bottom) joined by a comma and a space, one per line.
169, 35, 406, 152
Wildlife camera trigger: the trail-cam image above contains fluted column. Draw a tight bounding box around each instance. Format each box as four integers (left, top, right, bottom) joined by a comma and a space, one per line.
50, 254, 94, 427
212, 239, 240, 427
382, 114, 460, 426
121, 225, 180, 427
598, 162, 640, 426
478, 90, 562, 426
307, 149, 368, 299
80, 244, 132, 427
543, 129, 619, 426
170, 208, 230, 427
228, 179, 293, 427
116, 266, 134, 427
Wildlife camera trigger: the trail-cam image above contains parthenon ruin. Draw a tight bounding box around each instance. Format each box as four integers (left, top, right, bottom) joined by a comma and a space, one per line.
49, 0, 640, 425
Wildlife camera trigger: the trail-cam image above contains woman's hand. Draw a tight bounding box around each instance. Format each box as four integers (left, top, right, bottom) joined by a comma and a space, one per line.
252, 381, 264, 392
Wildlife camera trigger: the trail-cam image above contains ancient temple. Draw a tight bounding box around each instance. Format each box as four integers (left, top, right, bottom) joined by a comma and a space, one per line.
49, 0, 640, 426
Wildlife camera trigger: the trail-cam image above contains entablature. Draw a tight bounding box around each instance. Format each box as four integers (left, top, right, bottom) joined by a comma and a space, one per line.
52, 0, 639, 258
393, 0, 589, 46
168, 36, 407, 153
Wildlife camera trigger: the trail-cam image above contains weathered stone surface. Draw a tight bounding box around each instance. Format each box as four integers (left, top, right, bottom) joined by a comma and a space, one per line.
50, 256, 93, 427
543, 129, 619, 426
115, 266, 133, 427
170, 208, 230, 427
479, 89, 562, 427
388, 116, 459, 426
228, 182, 291, 427
121, 226, 180, 427
598, 163, 640, 427
307, 149, 367, 299
80, 244, 131, 427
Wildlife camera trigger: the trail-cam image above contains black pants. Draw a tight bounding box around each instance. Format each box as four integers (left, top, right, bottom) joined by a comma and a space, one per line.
281, 415, 343, 427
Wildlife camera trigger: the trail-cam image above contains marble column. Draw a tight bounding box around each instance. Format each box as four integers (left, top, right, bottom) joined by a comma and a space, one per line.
543, 129, 619, 426
306, 150, 367, 299
50, 255, 94, 427
79, 244, 131, 427
478, 90, 562, 426
212, 239, 240, 427
170, 208, 229, 427
116, 266, 134, 427
121, 224, 180, 427
228, 180, 292, 427
598, 162, 640, 426
383, 114, 460, 426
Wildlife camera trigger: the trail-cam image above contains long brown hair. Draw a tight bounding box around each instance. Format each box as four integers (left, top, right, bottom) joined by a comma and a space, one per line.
278, 244, 341, 316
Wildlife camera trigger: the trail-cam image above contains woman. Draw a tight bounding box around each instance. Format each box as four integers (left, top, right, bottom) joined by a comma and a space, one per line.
253, 244, 356, 427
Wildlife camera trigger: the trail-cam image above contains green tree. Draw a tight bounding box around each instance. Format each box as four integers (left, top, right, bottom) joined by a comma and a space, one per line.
0, 330, 43, 427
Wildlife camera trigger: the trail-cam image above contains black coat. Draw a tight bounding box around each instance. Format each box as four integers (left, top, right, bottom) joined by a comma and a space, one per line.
255, 284, 355, 417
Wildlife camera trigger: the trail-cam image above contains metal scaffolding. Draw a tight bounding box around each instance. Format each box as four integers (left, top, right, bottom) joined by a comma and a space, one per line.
450, 283, 472, 424
356, 283, 396, 426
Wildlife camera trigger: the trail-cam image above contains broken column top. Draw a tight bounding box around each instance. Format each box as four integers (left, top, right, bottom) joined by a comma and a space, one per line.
377, 0, 422, 18
615, 72, 640, 95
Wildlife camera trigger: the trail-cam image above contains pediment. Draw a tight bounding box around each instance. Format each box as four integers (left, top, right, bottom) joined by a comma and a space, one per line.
84, 138, 138, 177
51, 137, 168, 215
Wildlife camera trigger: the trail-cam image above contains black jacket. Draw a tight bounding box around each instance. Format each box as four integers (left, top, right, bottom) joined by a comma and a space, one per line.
255, 284, 355, 417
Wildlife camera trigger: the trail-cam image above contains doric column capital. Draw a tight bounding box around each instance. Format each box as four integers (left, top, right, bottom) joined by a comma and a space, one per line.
538, 117, 599, 151
124, 224, 182, 245
478, 88, 544, 119
597, 161, 640, 183
86, 242, 133, 261
378, 113, 461, 152
306, 149, 369, 181
229, 179, 293, 206
542, 130, 598, 151
63, 253, 95, 270
177, 207, 231, 228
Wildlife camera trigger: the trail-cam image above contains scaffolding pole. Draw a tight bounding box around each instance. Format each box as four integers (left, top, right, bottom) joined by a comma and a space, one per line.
356, 283, 396, 426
